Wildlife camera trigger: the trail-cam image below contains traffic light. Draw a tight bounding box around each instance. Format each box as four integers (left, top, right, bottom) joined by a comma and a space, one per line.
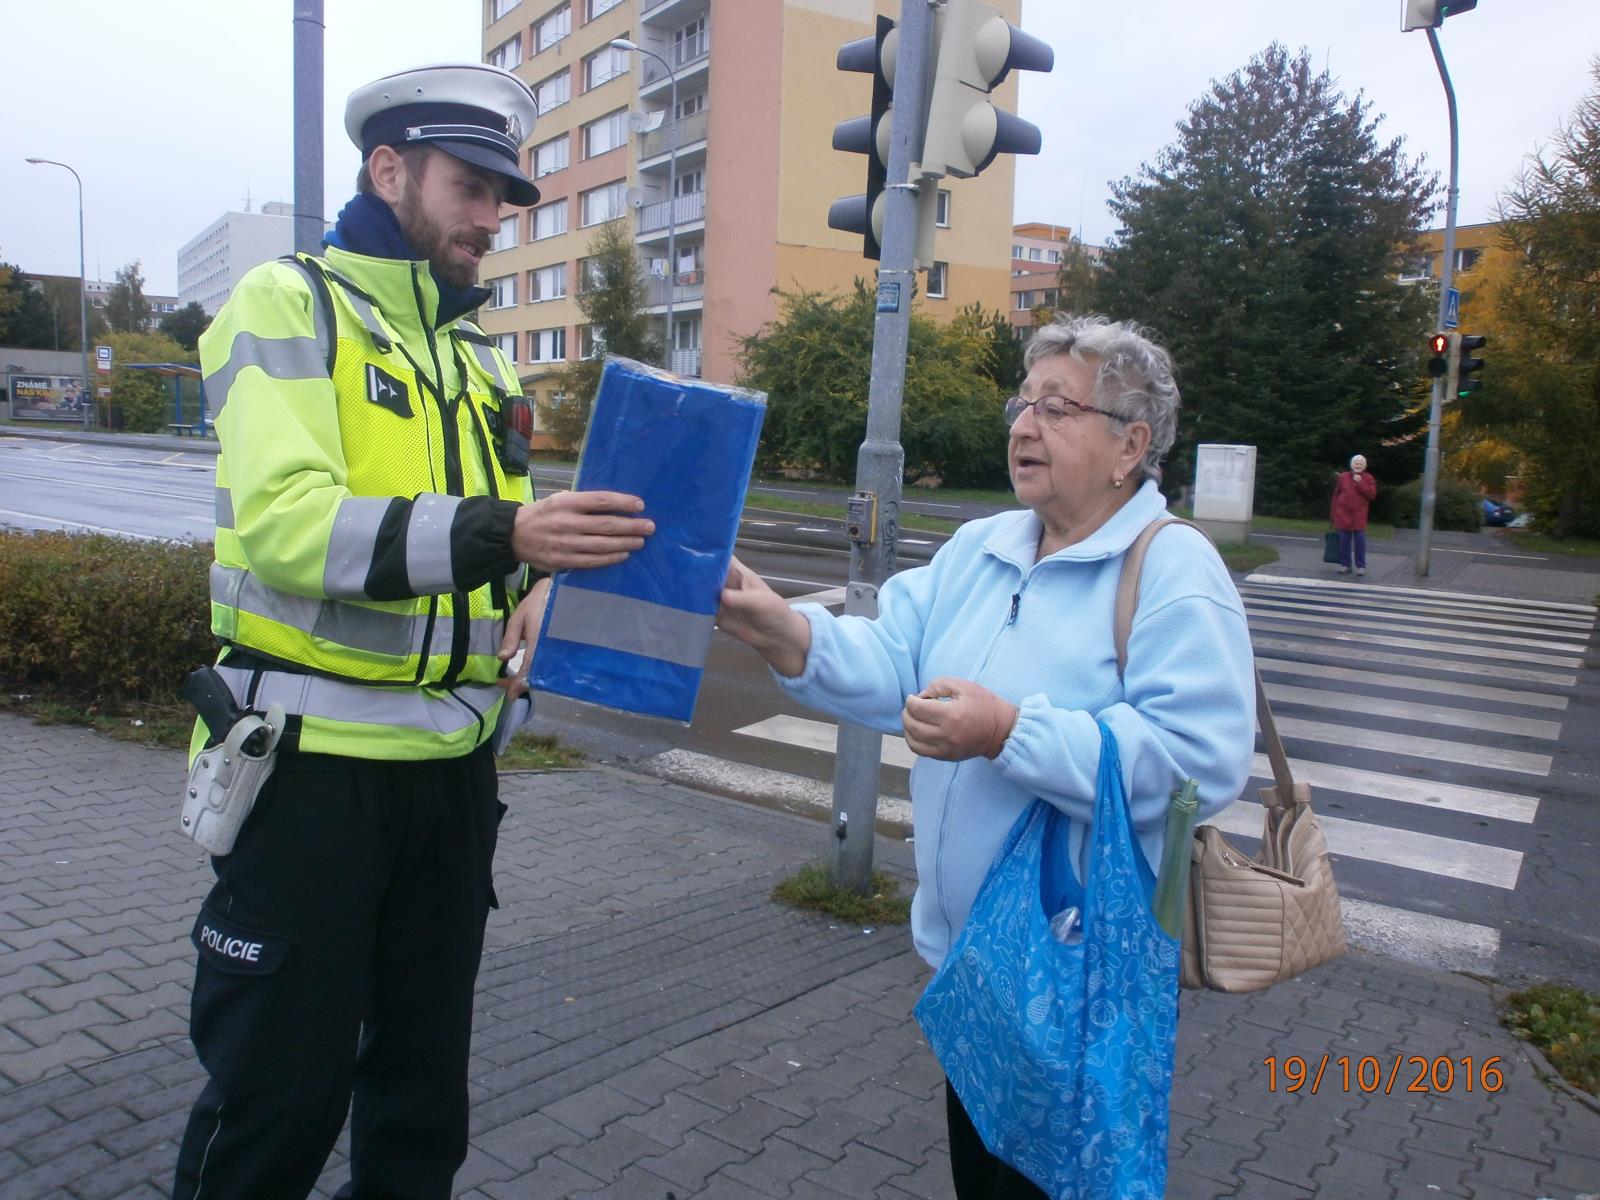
1427, 332, 1450, 379
1402, 0, 1478, 32
828, 15, 897, 260
1453, 333, 1486, 399
918, 0, 1053, 180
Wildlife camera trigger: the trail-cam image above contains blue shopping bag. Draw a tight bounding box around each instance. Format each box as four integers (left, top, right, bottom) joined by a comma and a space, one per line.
914, 722, 1180, 1200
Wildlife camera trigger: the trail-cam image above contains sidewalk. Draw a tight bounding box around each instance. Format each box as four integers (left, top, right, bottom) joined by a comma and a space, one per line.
2, 713, 1597, 1198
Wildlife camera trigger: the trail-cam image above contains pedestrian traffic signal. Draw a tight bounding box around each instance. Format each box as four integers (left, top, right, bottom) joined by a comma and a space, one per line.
828, 15, 897, 260
1402, 0, 1478, 32
1427, 333, 1450, 378
917, 0, 1053, 180
1454, 333, 1487, 399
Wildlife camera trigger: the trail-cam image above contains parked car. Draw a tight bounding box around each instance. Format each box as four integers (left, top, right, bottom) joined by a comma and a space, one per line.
1482, 497, 1516, 527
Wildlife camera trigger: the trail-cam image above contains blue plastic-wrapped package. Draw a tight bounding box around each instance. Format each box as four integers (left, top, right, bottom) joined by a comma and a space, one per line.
528, 356, 767, 722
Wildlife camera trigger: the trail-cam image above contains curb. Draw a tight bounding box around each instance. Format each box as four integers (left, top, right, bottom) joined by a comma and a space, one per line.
0, 423, 218, 456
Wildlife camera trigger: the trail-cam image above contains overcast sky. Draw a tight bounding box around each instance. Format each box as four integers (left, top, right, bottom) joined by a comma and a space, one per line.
1, 1, 1593, 295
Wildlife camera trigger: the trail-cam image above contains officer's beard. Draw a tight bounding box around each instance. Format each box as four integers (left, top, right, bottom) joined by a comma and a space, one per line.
395, 180, 488, 291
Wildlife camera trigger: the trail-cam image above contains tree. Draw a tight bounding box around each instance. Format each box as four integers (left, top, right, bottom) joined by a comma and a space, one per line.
0, 259, 55, 348
738, 282, 1009, 488
1460, 62, 1600, 537
538, 220, 661, 453
160, 302, 212, 354
958, 302, 1027, 394
105, 260, 151, 334
1053, 237, 1101, 315
102, 330, 190, 432
1095, 45, 1436, 513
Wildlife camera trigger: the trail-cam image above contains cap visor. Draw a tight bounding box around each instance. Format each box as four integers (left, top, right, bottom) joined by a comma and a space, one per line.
431, 139, 541, 207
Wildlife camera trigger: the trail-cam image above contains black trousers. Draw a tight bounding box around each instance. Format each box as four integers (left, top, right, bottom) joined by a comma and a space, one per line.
174, 745, 503, 1200
946, 1080, 1050, 1200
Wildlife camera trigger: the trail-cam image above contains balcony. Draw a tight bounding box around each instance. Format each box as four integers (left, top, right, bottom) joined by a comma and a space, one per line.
638, 190, 705, 234
643, 30, 709, 84
646, 270, 705, 308
668, 348, 702, 378
639, 109, 708, 161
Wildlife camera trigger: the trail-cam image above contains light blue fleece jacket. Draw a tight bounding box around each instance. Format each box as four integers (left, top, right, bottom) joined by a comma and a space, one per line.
778, 481, 1256, 968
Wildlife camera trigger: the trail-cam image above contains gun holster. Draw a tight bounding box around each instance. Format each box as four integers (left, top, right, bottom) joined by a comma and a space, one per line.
180, 704, 286, 856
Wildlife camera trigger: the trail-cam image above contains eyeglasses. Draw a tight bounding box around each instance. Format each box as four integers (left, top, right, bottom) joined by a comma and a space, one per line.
1004, 394, 1116, 429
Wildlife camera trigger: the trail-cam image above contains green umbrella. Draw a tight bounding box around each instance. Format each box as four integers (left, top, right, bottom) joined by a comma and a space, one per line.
1154, 779, 1199, 940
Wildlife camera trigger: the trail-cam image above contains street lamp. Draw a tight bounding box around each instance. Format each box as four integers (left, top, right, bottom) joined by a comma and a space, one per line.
24, 158, 91, 430
611, 37, 679, 374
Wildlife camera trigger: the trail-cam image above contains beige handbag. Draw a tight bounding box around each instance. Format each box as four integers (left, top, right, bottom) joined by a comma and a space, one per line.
1116, 518, 1347, 993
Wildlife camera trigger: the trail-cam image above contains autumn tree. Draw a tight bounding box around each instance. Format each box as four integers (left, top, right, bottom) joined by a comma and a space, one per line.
1095, 45, 1437, 512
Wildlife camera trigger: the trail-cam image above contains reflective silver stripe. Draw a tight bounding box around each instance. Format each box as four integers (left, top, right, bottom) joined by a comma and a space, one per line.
277, 258, 333, 367
336, 285, 390, 345
214, 486, 234, 529
543, 585, 714, 669
461, 337, 515, 393
405, 494, 462, 596
204, 332, 326, 406
213, 562, 503, 661
324, 496, 394, 599
214, 665, 502, 736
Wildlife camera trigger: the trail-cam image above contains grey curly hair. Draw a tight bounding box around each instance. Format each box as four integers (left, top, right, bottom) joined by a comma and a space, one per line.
1022, 314, 1181, 485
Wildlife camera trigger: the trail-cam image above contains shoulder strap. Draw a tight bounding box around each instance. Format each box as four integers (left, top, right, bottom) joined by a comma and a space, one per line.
1114, 517, 1296, 810
276, 253, 337, 374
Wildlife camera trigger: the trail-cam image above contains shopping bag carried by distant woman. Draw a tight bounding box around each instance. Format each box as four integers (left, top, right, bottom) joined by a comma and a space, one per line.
914, 722, 1179, 1200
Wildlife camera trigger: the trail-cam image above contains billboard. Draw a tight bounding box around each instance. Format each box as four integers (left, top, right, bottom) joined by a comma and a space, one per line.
6, 373, 87, 422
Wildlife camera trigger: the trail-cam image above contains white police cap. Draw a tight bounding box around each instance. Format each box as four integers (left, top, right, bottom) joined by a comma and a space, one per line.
345, 63, 540, 206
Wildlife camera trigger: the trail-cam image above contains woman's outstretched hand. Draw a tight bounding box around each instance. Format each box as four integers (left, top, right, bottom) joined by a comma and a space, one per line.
902, 677, 1018, 762
717, 557, 812, 678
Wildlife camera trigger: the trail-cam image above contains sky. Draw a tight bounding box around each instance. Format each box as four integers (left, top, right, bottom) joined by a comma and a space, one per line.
1, 1, 1594, 296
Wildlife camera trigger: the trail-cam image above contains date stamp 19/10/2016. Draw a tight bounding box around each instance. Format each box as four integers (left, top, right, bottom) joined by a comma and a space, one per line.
1264, 1054, 1505, 1095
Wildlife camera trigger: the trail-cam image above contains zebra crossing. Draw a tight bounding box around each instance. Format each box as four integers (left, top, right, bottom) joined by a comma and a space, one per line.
648, 572, 1595, 976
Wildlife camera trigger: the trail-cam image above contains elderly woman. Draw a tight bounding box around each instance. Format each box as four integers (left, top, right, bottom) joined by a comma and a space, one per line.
717, 314, 1255, 1198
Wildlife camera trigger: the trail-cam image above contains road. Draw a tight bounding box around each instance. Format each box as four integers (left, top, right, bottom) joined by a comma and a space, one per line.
4, 432, 1597, 988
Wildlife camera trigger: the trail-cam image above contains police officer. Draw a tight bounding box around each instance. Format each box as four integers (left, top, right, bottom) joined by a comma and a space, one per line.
173, 63, 654, 1199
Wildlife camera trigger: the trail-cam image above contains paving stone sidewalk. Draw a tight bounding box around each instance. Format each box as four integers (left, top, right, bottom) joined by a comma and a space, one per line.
1, 713, 1597, 1199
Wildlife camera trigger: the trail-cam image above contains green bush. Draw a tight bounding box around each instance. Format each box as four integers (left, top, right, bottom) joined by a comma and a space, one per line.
0, 532, 216, 704
1385, 477, 1483, 532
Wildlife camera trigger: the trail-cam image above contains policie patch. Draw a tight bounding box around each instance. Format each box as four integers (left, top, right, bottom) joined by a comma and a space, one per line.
191, 906, 289, 975
366, 363, 412, 417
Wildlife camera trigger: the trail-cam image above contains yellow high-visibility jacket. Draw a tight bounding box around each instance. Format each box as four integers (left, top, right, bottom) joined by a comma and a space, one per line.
200, 246, 534, 760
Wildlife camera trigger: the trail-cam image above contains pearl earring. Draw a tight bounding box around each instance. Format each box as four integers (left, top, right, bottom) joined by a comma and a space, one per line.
1113, 476, 1124, 489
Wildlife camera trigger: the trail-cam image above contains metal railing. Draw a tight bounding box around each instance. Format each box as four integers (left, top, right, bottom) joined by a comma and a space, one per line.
668, 348, 702, 377
643, 30, 709, 83
637, 190, 705, 233
646, 270, 704, 307
639, 109, 708, 160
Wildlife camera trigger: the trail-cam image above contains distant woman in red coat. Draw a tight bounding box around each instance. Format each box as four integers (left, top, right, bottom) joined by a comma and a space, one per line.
1330, 454, 1378, 575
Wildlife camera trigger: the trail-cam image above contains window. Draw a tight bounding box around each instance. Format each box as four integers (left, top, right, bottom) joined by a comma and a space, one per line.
529, 326, 567, 363
587, 0, 622, 16
491, 331, 518, 363
936, 189, 950, 227
1399, 254, 1433, 281
1046, 249, 1062, 264
579, 324, 604, 359
488, 34, 522, 70
492, 215, 520, 253
581, 180, 627, 226
532, 198, 568, 240
1040, 288, 1059, 308
584, 44, 629, 90
533, 3, 570, 52
1454, 248, 1482, 273
529, 262, 566, 302
676, 91, 706, 120
672, 16, 707, 65
1011, 244, 1024, 258
490, 0, 517, 19
532, 133, 569, 178
1028, 247, 1043, 261
927, 261, 948, 298
533, 68, 570, 113
674, 168, 704, 197
1015, 290, 1033, 310
486, 274, 517, 308
578, 255, 605, 291
583, 109, 628, 158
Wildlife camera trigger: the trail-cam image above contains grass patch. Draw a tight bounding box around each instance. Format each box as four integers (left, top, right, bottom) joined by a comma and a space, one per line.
499, 731, 586, 771
772, 862, 912, 925
1216, 541, 1279, 572
744, 499, 961, 536
1169, 504, 1395, 540
1503, 984, 1600, 1096
1503, 531, 1600, 558
1, 691, 194, 750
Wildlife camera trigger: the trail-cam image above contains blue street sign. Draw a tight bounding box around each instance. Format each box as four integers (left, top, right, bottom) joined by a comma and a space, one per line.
1443, 287, 1460, 330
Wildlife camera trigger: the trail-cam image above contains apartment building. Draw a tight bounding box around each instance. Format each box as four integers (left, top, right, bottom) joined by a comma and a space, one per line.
1398, 221, 1500, 287
177, 202, 330, 316
478, 0, 1021, 429
1007, 221, 1103, 332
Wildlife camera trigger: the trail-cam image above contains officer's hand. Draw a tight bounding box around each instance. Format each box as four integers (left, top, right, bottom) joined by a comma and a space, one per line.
513, 490, 654, 571
497, 577, 552, 699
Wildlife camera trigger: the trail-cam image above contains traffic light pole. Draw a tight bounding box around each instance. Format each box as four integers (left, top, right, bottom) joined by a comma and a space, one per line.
829, 0, 936, 895
1416, 26, 1459, 577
